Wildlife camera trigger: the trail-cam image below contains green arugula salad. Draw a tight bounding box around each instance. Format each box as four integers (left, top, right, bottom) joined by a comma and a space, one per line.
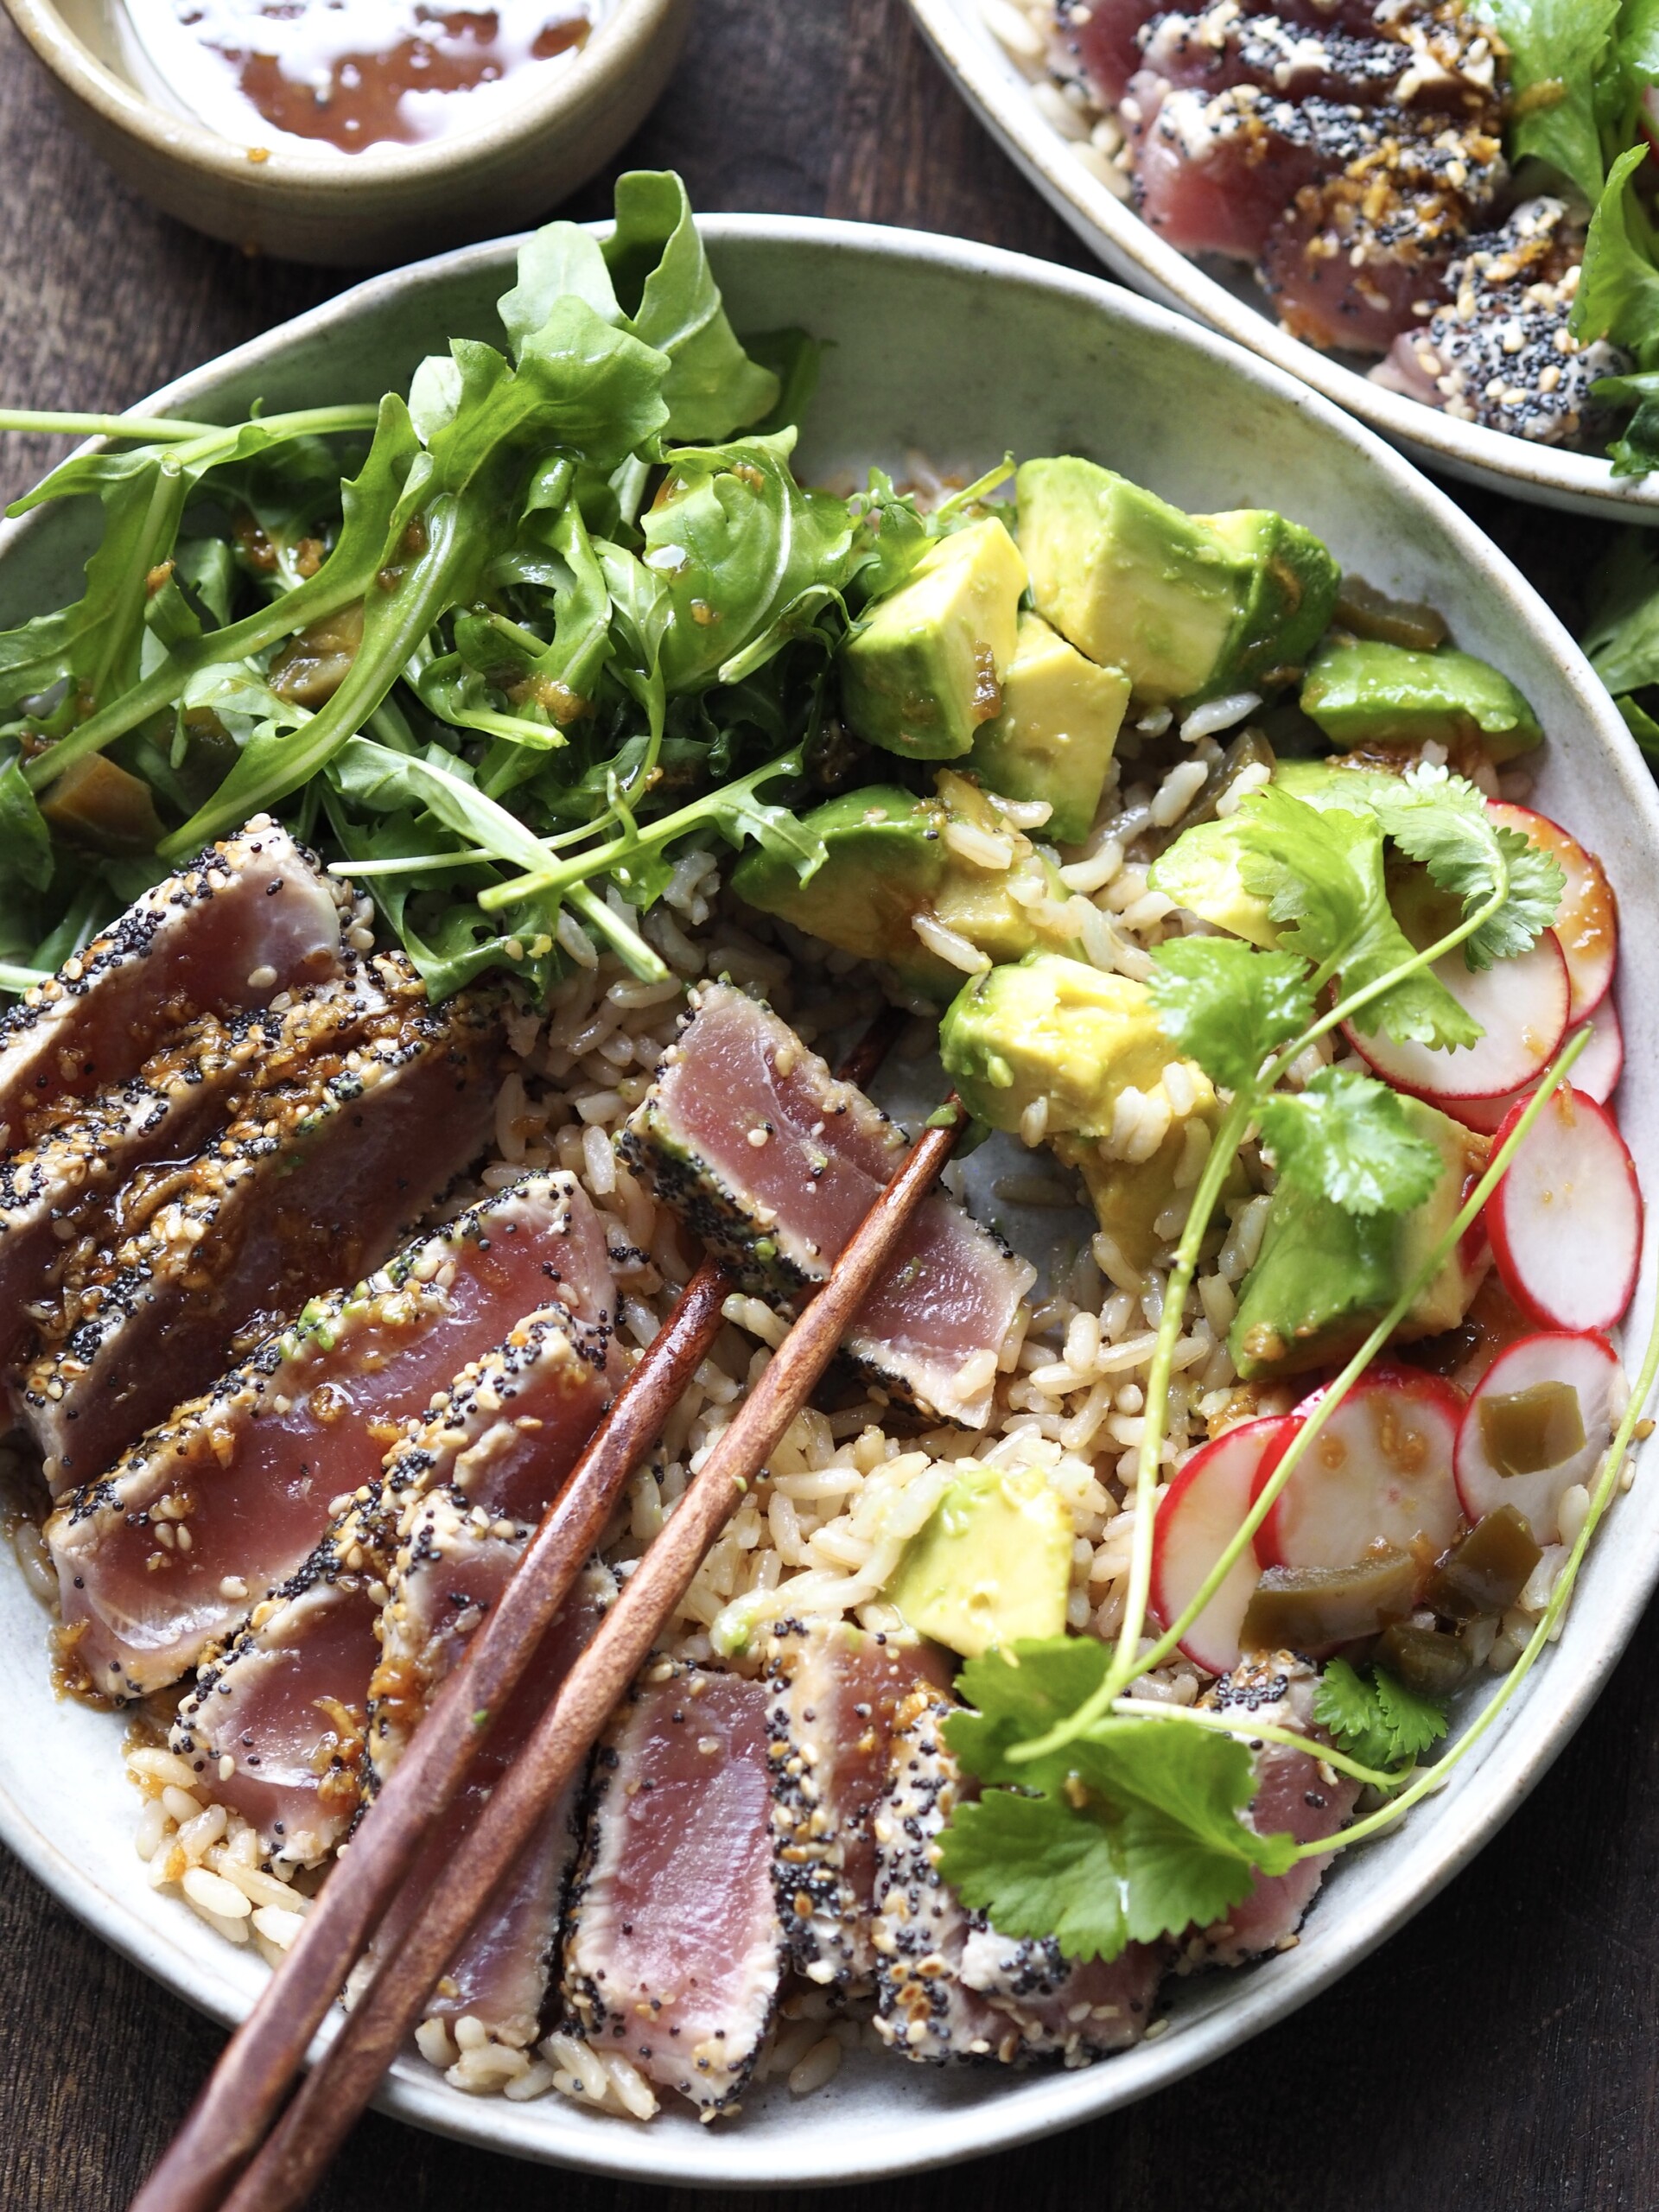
2, 173, 1656, 2087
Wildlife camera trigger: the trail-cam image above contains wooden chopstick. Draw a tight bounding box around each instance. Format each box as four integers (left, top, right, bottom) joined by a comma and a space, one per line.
129, 1007, 908, 2212
222, 1097, 964, 2212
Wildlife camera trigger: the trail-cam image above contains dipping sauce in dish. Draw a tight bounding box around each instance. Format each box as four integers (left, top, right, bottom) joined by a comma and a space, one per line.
120, 0, 599, 153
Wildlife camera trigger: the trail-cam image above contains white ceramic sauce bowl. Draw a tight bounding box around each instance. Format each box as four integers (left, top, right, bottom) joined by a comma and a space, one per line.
1, 0, 688, 265
0, 215, 1654, 2186
906, 0, 1659, 523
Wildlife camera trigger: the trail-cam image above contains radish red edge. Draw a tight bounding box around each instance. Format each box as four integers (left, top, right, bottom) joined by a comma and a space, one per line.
1485, 1086, 1643, 1334
1452, 1328, 1621, 1543
1149, 1415, 1293, 1676
1342, 928, 1570, 1104
1488, 800, 1618, 1028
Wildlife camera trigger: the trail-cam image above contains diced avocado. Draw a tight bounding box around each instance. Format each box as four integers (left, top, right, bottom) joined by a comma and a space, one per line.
1014, 456, 1338, 706
1147, 755, 1394, 944
939, 950, 1214, 1140
1300, 638, 1542, 763
882, 1459, 1072, 1658
1229, 1096, 1487, 1380
730, 770, 1074, 1000
840, 517, 1027, 759
967, 611, 1130, 843
1057, 1120, 1246, 1275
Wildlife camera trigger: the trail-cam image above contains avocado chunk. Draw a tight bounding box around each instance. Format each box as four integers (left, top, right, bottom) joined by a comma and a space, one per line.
1014, 456, 1338, 706
731, 770, 1075, 1000
940, 951, 1213, 1141
1057, 1119, 1247, 1274
1147, 754, 1394, 944
840, 516, 1027, 759
1300, 638, 1542, 763
882, 1459, 1072, 1658
1229, 1096, 1487, 1381
967, 611, 1131, 842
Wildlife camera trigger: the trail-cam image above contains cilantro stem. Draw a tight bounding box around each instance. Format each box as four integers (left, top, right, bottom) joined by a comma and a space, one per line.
1295, 1223, 1659, 1861
1103, 1698, 1410, 1792
566, 883, 668, 983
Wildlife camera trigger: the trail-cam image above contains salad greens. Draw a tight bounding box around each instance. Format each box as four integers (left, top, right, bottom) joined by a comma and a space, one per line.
0, 172, 942, 1004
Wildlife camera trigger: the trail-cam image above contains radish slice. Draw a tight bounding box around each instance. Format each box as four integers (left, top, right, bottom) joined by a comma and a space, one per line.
1150, 1416, 1289, 1675
1487, 1086, 1643, 1333
1488, 803, 1617, 1026
1454, 1331, 1623, 1544
1344, 929, 1569, 1102
1441, 1003, 1623, 1135
1251, 1366, 1465, 1572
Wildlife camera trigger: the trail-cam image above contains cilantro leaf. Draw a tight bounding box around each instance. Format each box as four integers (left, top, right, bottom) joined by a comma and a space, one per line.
948, 1637, 1113, 1793
935, 1790, 1131, 1962
1148, 938, 1313, 1092
1257, 1066, 1444, 1217
1313, 1657, 1447, 1769
1072, 1718, 1295, 1876
1479, 0, 1618, 207
1589, 371, 1659, 480
1228, 786, 1478, 1048
1365, 764, 1562, 969
1115, 1803, 1263, 1942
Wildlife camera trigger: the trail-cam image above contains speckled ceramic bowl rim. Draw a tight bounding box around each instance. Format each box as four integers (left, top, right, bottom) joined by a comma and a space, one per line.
906, 0, 1659, 521
1, 215, 1656, 2189
1, 0, 677, 190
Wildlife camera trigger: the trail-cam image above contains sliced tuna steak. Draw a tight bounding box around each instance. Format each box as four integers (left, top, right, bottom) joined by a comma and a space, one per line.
47, 1173, 612, 1698
563, 1663, 781, 2113
168, 1483, 399, 1866
0, 965, 392, 1372
19, 988, 503, 1486
1138, 5, 1489, 109
620, 983, 1033, 1426
958, 1928, 1164, 2061
0, 816, 341, 1148
370, 1540, 616, 2050
1184, 1651, 1359, 1967
871, 1684, 1019, 2064
766, 1622, 947, 1991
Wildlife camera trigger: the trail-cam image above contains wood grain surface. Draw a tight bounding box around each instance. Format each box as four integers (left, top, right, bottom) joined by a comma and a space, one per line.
0, 4, 1652, 2207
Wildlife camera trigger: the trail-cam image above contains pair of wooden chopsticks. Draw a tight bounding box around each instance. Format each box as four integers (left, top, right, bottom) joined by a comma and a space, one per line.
132, 1012, 963, 2212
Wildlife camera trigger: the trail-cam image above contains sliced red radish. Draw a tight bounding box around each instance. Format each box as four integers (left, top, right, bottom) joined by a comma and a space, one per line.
1344, 928, 1568, 1103
1486, 1086, 1643, 1333
1488, 803, 1617, 1026
1441, 1003, 1623, 1135
1150, 1416, 1290, 1675
1454, 1331, 1623, 1544
1251, 1366, 1465, 1573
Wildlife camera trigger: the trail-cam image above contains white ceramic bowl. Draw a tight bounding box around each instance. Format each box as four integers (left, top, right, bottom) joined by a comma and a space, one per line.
1, 0, 689, 265
1, 215, 1656, 2188
906, 0, 1659, 523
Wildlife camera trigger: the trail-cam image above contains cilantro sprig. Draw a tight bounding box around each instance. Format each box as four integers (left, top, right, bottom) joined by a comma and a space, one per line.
1313, 1659, 1448, 1770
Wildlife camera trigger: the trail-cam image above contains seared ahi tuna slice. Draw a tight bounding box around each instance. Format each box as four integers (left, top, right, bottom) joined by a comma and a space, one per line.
0, 965, 393, 1371
46, 1173, 612, 1697
872, 1685, 1018, 2064
872, 1686, 1160, 2063
0, 817, 341, 1149
371, 1531, 616, 2050
168, 1484, 399, 1866
168, 1287, 621, 1865
1184, 1652, 1359, 1967
620, 984, 1033, 1427
1138, 5, 1493, 110
957, 1929, 1164, 2062
563, 1663, 781, 2113
20, 991, 503, 1486
765, 1622, 947, 1990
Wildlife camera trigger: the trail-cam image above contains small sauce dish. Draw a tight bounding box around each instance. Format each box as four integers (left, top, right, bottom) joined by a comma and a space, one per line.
1, 0, 689, 264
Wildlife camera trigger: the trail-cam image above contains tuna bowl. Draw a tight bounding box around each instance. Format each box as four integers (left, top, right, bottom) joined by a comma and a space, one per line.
2, 216, 1657, 2187
906, 0, 1659, 523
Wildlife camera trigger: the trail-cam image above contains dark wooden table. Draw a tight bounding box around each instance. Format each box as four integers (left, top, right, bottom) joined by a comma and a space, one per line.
0, 5, 1653, 2207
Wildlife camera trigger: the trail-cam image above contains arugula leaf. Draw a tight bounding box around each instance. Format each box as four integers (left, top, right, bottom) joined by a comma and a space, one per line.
1366, 763, 1562, 969
742, 328, 824, 438
1588, 370, 1659, 477
1147, 938, 1313, 1092
1480, 0, 1618, 205
1572, 146, 1659, 371
0, 756, 52, 893
1616, 690, 1659, 756
1228, 785, 1478, 1048
640, 431, 861, 691
1257, 1066, 1444, 1217
1583, 531, 1659, 692
1313, 1657, 1448, 1769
